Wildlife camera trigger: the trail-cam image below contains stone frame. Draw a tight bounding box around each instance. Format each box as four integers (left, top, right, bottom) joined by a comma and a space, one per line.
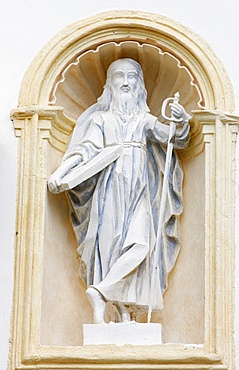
9, 11, 239, 370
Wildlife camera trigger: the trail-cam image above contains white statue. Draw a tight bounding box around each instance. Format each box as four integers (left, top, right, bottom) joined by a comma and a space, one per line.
48, 58, 190, 324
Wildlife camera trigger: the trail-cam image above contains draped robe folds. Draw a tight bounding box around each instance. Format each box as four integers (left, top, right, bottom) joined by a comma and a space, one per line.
63, 108, 190, 312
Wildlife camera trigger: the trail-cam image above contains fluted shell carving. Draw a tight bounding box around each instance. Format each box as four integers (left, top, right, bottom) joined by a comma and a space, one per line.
51, 41, 203, 122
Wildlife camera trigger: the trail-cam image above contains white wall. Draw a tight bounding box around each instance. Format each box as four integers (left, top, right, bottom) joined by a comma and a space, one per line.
1, 1, 239, 369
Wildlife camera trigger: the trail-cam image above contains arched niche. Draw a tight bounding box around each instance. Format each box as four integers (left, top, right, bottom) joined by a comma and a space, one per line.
19, 11, 234, 111
51, 41, 203, 121
16, 11, 235, 158
10, 11, 239, 370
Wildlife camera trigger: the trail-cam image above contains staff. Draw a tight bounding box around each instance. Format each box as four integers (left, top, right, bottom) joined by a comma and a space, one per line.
157, 92, 183, 245
148, 92, 183, 323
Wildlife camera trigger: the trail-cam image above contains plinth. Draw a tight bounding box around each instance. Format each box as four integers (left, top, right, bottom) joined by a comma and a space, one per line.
83, 322, 162, 345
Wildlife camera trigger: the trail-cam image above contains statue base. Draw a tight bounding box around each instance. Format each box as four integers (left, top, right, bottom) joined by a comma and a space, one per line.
83, 321, 162, 345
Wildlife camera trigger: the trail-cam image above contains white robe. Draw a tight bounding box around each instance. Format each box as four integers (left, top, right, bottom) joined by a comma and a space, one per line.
64, 109, 190, 310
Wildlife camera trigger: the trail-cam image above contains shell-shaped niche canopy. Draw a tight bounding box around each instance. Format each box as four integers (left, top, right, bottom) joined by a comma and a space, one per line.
51, 41, 203, 123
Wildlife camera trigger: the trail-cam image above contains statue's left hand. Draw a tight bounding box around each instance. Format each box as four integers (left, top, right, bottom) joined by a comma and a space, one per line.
169, 102, 189, 123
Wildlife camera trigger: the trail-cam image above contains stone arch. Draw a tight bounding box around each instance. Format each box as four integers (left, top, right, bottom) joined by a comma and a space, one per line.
18, 11, 234, 113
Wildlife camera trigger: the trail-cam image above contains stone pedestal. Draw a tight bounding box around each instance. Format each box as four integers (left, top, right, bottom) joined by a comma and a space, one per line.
83, 322, 162, 345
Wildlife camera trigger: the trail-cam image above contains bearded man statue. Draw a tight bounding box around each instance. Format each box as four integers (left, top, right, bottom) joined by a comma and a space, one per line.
48, 58, 191, 324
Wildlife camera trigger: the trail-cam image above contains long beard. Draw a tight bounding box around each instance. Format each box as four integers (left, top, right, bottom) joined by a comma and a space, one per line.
111, 89, 139, 119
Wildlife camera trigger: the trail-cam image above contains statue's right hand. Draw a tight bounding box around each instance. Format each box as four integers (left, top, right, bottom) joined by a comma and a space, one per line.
48, 174, 63, 194
48, 154, 83, 194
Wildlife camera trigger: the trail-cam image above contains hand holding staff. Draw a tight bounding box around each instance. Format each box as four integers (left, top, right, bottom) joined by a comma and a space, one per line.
148, 92, 185, 323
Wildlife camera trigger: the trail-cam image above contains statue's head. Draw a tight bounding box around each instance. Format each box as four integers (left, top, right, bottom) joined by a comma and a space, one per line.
98, 58, 149, 114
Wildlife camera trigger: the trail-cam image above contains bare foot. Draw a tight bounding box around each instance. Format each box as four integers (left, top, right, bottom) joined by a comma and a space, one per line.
115, 302, 130, 322
86, 287, 106, 324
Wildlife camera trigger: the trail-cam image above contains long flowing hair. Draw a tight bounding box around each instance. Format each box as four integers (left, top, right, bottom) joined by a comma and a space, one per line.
97, 58, 150, 112
64, 59, 149, 155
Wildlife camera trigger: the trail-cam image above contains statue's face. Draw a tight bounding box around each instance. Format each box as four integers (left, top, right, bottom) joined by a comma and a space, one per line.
111, 61, 138, 94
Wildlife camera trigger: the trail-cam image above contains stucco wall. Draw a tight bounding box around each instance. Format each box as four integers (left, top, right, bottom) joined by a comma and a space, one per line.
1, 1, 238, 368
